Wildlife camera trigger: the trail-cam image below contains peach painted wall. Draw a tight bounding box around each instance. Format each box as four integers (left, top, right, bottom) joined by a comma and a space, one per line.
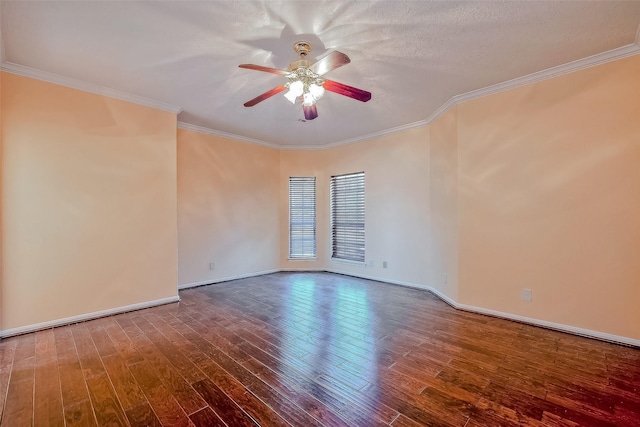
177, 129, 280, 287
0, 70, 3, 332
279, 149, 328, 271
279, 127, 430, 287
456, 55, 640, 340
1, 72, 178, 331
429, 107, 459, 301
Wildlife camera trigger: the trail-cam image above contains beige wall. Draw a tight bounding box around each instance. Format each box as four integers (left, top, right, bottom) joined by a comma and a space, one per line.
177, 129, 280, 287
0, 70, 3, 332
456, 55, 640, 340
279, 128, 430, 287
429, 107, 459, 301
279, 149, 328, 271
1, 53, 638, 343
1, 72, 178, 331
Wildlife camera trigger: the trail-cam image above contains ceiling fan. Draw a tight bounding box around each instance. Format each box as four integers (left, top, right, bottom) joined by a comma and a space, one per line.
239, 41, 372, 120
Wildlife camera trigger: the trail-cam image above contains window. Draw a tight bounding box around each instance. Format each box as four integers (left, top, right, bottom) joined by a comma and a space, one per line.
330, 172, 365, 262
289, 177, 316, 259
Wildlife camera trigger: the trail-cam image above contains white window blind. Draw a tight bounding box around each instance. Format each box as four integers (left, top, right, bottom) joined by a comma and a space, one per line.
330, 172, 365, 262
289, 177, 316, 259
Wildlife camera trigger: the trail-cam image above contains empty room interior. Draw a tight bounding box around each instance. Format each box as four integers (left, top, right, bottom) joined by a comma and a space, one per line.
1, 1, 639, 426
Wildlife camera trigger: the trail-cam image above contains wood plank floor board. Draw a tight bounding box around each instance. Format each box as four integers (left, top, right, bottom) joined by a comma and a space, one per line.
57, 344, 92, 408
72, 324, 107, 380
1, 272, 639, 426
188, 406, 226, 427
1, 373, 34, 427
241, 357, 352, 427
64, 399, 98, 427
125, 402, 163, 427
85, 373, 129, 426
35, 329, 58, 363
101, 318, 145, 365
101, 353, 148, 411
127, 359, 193, 427
193, 357, 290, 427
0, 367, 11, 422
128, 340, 207, 416
166, 321, 327, 427
33, 359, 65, 427
87, 323, 118, 359
192, 378, 258, 427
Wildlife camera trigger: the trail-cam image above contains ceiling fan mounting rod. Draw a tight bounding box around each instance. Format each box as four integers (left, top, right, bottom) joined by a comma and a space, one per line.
293, 41, 312, 58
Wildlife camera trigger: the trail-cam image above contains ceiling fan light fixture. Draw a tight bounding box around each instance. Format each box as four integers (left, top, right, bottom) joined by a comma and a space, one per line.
303, 92, 316, 106
284, 79, 304, 104
240, 40, 371, 120
309, 83, 325, 101
284, 89, 299, 104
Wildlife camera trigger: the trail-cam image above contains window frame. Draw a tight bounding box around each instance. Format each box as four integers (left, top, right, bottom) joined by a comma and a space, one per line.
330, 171, 365, 263
288, 176, 317, 260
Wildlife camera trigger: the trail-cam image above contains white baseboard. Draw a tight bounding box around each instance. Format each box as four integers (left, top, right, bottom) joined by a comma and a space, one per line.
423, 286, 459, 308
178, 269, 280, 290
425, 286, 640, 348
0, 295, 180, 338
3, 270, 637, 348
320, 269, 640, 347
324, 268, 429, 292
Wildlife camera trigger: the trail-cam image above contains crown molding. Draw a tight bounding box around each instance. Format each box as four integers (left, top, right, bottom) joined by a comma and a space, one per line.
452, 43, 640, 106
0, 7, 4, 64
1, 62, 183, 114
177, 122, 281, 149
8, 38, 634, 150
282, 42, 640, 150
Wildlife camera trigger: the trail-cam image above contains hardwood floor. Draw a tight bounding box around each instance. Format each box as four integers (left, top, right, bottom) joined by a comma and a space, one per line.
0, 272, 639, 426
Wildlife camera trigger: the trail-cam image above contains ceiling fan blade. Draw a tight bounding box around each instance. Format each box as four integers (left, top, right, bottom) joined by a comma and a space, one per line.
309, 51, 351, 76
243, 86, 287, 107
238, 64, 289, 76
303, 104, 318, 120
324, 80, 372, 102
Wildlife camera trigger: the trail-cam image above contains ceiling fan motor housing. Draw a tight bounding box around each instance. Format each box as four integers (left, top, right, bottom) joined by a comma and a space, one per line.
293, 41, 312, 57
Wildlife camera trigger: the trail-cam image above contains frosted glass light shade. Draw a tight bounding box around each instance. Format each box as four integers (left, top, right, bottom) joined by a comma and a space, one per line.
303, 92, 316, 106
284, 89, 298, 104
309, 83, 325, 100
289, 80, 304, 96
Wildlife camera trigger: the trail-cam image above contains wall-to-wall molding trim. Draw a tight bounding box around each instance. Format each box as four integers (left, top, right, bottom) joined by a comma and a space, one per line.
451, 43, 640, 107
3, 41, 636, 150
175, 43, 640, 150
322, 269, 640, 348
0, 295, 180, 338
426, 286, 640, 348
324, 268, 429, 291
0, 8, 4, 64
177, 122, 281, 150
458, 301, 640, 348
0, 62, 183, 114
178, 269, 280, 290
2, 269, 638, 347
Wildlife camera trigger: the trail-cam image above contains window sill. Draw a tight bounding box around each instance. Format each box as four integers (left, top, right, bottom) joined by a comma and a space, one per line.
329, 258, 366, 267
288, 257, 318, 261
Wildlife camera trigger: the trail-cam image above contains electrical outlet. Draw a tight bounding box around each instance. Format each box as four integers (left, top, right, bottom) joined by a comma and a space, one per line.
443, 273, 448, 284
383, 261, 388, 269
209, 262, 215, 270
522, 289, 532, 302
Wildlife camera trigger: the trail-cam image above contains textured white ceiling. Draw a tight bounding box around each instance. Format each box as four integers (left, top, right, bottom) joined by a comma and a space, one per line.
2, 1, 640, 147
